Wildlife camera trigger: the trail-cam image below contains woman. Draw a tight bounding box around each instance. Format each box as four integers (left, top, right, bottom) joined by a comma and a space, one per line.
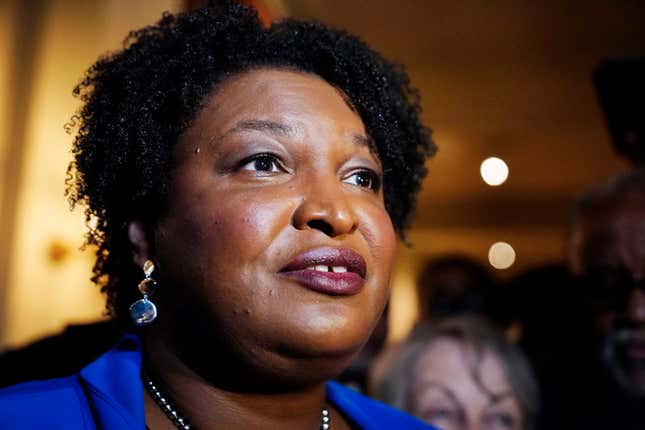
0, 1, 435, 429
374, 317, 539, 430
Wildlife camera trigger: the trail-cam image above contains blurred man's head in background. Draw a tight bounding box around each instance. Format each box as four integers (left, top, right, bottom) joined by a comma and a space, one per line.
569, 168, 645, 396
416, 256, 496, 322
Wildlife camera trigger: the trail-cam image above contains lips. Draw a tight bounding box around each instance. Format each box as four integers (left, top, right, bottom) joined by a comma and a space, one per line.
279, 247, 367, 295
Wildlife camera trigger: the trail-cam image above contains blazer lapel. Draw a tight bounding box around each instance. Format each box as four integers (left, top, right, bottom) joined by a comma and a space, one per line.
79, 334, 146, 430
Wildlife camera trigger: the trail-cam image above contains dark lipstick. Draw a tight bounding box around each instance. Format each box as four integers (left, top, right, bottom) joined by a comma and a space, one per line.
279, 247, 367, 295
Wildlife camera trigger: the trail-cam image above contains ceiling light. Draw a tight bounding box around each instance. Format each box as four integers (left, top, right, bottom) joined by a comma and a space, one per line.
488, 241, 516, 269
480, 157, 509, 186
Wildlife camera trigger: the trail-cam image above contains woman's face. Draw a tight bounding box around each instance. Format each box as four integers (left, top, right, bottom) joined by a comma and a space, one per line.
150, 68, 396, 385
409, 338, 523, 430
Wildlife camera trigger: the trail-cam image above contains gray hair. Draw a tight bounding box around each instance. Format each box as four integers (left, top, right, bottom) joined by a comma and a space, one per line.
373, 316, 539, 430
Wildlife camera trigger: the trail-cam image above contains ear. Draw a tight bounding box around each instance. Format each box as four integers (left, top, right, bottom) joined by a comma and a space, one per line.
128, 220, 152, 268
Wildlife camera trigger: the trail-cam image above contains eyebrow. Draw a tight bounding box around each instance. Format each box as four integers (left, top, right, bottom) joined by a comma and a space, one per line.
219, 119, 377, 156
224, 119, 294, 138
351, 132, 376, 151
416, 381, 462, 407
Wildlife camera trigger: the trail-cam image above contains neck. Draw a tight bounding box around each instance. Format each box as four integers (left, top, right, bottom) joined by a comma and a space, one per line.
143, 333, 331, 430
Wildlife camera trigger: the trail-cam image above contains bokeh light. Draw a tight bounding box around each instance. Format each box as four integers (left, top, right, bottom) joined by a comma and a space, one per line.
480, 157, 509, 186
488, 241, 516, 269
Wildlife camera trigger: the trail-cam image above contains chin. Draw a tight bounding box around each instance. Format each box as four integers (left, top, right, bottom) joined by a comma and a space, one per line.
604, 332, 645, 397
252, 314, 378, 389
162, 303, 373, 391
281, 305, 378, 356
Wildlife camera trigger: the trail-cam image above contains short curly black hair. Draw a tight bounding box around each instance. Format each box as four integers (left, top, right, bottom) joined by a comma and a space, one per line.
67, 1, 435, 324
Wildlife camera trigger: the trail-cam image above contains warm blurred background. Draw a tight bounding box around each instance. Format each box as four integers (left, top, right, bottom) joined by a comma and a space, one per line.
0, 0, 642, 350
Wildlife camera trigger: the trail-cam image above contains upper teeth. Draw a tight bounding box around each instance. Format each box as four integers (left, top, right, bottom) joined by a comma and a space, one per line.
307, 265, 348, 273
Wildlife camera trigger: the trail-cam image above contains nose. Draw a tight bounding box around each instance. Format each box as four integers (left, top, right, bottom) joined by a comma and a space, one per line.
292, 182, 358, 238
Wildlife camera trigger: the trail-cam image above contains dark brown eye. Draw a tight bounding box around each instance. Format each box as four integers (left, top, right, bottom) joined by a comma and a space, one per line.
240, 154, 281, 172
344, 170, 380, 191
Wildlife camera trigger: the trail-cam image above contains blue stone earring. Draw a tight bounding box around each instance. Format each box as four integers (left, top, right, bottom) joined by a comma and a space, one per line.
129, 259, 158, 326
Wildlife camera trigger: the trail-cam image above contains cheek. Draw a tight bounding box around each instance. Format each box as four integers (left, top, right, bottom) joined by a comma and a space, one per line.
210, 195, 289, 256
168, 189, 290, 256
501, 399, 524, 429
359, 204, 396, 282
154, 184, 295, 300
347, 204, 396, 332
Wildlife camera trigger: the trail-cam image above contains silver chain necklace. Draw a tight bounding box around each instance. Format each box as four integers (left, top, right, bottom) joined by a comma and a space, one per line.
145, 376, 331, 430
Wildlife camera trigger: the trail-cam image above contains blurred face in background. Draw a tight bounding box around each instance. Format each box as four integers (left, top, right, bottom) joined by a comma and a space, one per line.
408, 337, 523, 430
570, 199, 645, 396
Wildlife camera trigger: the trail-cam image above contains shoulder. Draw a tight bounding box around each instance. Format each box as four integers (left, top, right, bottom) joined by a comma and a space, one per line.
0, 375, 95, 429
326, 381, 437, 430
0, 321, 119, 388
0, 333, 144, 430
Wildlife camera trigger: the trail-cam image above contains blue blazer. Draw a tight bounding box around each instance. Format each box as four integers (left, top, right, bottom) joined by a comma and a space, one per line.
0, 334, 434, 429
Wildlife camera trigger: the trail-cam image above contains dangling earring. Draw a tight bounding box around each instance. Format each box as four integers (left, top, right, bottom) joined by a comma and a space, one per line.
129, 259, 158, 326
